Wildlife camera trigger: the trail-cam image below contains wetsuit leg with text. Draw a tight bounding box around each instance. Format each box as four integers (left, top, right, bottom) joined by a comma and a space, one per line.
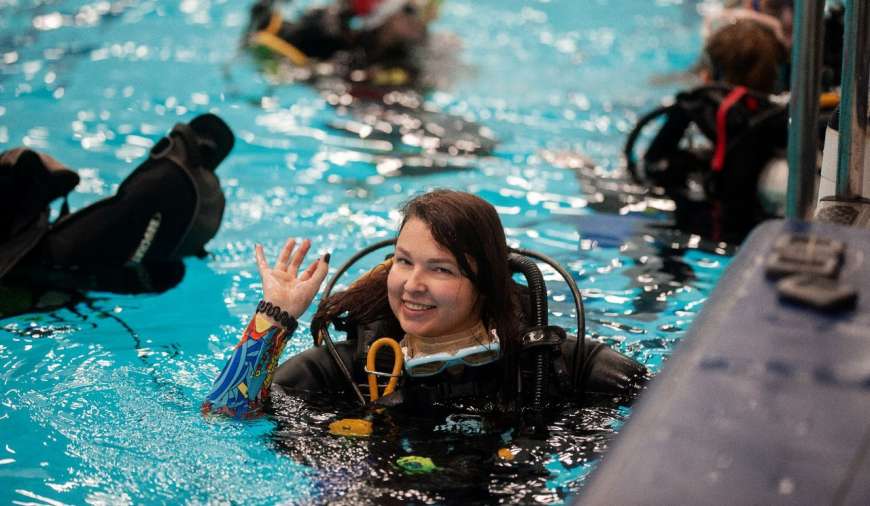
202, 314, 297, 418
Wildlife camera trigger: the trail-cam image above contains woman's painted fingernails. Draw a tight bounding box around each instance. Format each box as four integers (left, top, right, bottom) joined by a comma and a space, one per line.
323, 253, 331, 263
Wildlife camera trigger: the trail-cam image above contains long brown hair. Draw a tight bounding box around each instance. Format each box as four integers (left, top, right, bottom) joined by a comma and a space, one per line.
312, 189, 522, 401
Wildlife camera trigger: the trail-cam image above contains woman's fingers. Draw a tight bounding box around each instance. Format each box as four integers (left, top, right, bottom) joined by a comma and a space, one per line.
255, 244, 269, 278
299, 252, 329, 281
256, 240, 325, 314
274, 238, 297, 271
298, 258, 318, 281
287, 239, 311, 276
310, 253, 330, 285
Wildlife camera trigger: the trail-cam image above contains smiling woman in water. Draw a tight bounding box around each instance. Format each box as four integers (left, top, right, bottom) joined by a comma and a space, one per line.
202, 189, 647, 419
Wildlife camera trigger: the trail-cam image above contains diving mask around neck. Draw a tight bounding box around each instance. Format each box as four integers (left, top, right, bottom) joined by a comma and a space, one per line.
401, 322, 500, 377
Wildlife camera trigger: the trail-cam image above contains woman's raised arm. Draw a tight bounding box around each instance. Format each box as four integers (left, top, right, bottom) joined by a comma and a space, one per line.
202, 238, 329, 418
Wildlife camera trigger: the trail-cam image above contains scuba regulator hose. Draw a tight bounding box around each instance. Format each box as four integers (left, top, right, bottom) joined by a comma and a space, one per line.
512, 248, 587, 392
319, 238, 399, 406
508, 253, 549, 416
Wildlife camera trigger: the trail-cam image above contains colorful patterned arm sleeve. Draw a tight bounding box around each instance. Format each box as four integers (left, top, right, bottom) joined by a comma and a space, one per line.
202, 314, 297, 418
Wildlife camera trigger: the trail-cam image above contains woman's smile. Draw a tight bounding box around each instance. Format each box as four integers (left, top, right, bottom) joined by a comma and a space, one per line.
402, 300, 436, 312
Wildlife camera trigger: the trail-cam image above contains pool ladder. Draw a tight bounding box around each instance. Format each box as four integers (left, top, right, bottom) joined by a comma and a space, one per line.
786, 0, 870, 228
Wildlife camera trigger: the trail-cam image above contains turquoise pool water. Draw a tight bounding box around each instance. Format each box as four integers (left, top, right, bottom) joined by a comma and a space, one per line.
0, 0, 730, 503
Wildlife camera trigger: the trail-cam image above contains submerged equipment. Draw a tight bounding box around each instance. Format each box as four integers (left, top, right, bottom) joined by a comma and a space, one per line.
327, 417, 374, 437
395, 455, 438, 474
314, 239, 587, 411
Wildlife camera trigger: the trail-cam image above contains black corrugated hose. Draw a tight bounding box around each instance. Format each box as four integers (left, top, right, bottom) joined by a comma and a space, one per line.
508, 253, 549, 415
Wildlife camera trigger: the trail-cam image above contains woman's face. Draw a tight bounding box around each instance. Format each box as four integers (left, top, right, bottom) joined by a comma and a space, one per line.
387, 217, 480, 338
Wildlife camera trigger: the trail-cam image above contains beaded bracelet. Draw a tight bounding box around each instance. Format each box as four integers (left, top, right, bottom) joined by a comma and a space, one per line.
256, 300, 296, 329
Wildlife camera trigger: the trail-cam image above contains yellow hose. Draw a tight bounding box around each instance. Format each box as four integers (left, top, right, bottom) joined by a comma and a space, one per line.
265, 11, 282, 35
366, 337, 403, 401
249, 31, 309, 67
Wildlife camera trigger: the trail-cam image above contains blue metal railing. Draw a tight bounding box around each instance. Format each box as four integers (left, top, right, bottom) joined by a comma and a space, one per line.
785, 0, 825, 219
786, 0, 869, 217
836, 0, 869, 199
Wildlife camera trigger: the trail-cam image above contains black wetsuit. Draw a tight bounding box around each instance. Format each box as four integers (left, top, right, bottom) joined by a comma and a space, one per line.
0, 114, 233, 316
271, 318, 647, 411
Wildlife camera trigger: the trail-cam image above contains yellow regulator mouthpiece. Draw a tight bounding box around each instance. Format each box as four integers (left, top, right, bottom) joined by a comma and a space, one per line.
328, 418, 373, 437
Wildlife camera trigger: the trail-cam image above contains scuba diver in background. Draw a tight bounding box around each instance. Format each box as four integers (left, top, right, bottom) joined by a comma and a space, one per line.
626, 1, 844, 244
202, 189, 646, 419
624, 18, 789, 243
246, 0, 435, 88
239, 0, 497, 169
0, 113, 235, 317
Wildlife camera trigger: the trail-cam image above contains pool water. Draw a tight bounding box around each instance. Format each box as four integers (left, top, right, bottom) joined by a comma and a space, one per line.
0, 0, 730, 503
